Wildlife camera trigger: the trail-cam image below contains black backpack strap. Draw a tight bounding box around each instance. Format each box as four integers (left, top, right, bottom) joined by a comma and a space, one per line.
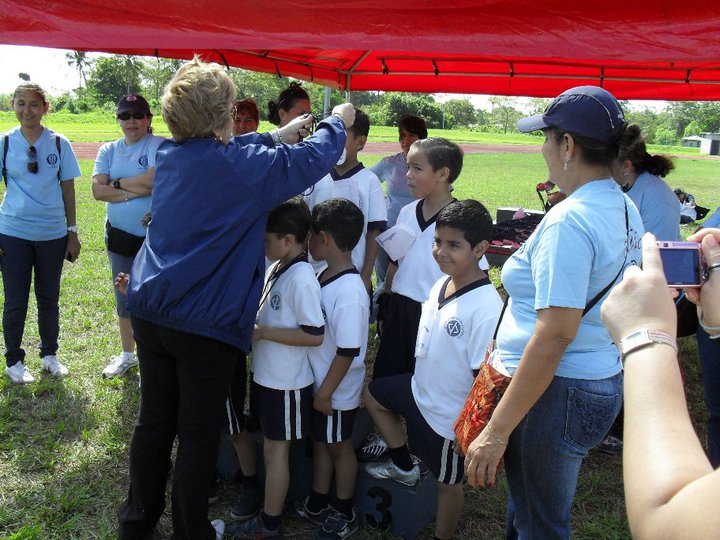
55, 135, 61, 182
2, 135, 8, 186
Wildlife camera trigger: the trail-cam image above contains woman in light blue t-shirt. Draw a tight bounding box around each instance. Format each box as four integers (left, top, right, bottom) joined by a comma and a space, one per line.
0, 83, 81, 384
464, 86, 644, 539
91, 94, 162, 379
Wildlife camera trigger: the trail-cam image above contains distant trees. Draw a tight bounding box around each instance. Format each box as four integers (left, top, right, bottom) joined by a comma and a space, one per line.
65, 51, 90, 88
88, 56, 143, 107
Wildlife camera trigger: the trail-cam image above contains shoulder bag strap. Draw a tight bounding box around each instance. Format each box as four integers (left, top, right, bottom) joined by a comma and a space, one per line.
2, 135, 8, 186
55, 135, 61, 182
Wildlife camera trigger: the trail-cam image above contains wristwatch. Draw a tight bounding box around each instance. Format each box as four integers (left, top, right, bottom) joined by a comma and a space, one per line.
113, 178, 122, 189
619, 329, 677, 358
67, 225, 78, 234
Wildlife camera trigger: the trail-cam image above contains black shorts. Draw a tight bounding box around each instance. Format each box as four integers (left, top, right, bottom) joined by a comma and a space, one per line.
256, 383, 313, 441
223, 353, 248, 435
368, 373, 465, 485
372, 293, 422, 380
312, 407, 359, 444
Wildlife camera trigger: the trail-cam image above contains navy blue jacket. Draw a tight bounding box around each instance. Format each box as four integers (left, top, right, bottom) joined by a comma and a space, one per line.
127, 117, 346, 352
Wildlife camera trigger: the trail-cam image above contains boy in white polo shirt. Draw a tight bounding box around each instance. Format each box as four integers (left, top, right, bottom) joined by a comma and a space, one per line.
295, 198, 369, 539
229, 197, 325, 539
364, 200, 503, 540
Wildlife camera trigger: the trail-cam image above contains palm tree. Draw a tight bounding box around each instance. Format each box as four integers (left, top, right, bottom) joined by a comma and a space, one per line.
66, 51, 89, 88
123, 56, 144, 95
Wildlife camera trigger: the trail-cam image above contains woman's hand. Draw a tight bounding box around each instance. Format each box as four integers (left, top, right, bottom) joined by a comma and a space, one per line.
464, 422, 508, 488
685, 228, 720, 329
278, 114, 315, 144
66, 233, 81, 263
601, 233, 676, 344
331, 103, 356, 128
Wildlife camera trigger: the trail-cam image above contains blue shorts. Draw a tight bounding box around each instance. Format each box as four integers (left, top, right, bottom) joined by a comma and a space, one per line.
312, 407, 358, 444
368, 373, 465, 484
256, 383, 313, 441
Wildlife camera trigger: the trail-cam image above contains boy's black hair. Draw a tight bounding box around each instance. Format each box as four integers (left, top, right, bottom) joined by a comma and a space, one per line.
398, 114, 428, 139
411, 137, 464, 183
266, 196, 312, 243
311, 198, 364, 253
436, 199, 493, 248
350, 108, 370, 138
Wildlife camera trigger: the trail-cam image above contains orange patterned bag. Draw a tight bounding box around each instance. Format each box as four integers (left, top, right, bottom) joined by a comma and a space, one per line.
453, 346, 511, 456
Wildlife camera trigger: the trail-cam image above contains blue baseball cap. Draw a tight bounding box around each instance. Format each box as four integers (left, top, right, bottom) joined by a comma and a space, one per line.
117, 94, 151, 115
517, 86, 626, 144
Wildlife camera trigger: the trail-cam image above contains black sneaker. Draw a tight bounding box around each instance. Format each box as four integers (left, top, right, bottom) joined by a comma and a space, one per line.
597, 435, 623, 455
295, 496, 332, 526
230, 484, 262, 521
313, 508, 358, 539
357, 432, 389, 463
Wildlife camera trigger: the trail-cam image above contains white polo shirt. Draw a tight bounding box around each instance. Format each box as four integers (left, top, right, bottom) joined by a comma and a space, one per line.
412, 276, 503, 439
308, 268, 369, 410
253, 257, 324, 390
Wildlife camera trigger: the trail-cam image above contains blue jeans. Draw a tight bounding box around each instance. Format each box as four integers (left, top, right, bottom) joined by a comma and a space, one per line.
0, 233, 67, 367
504, 372, 623, 539
697, 325, 720, 467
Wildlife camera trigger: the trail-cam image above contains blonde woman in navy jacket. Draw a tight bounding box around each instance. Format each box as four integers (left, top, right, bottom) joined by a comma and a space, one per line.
118, 57, 354, 540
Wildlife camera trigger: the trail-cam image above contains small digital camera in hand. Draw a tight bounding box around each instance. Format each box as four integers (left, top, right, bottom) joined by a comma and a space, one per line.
657, 241, 704, 287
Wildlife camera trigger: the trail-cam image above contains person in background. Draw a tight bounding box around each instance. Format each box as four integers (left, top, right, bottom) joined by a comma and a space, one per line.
674, 187, 697, 224
370, 114, 428, 285
601, 230, 720, 540
601, 125, 680, 454
117, 56, 353, 540
0, 82, 81, 384
232, 98, 260, 136
92, 94, 163, 378
464, 86, 644, 539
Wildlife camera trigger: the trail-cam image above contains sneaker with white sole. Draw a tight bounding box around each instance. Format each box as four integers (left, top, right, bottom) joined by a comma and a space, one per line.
41, 355, 69, 377
313, 508, 358, 539
295, 496, 332, 526
365, 459, 420, 487
5, 362, 35, 384
211, 518, 225, 540
102, 353, 138, 378
358, 432, 389, 462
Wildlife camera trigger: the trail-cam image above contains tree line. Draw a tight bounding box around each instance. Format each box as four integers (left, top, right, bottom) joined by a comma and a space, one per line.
2, 52, 720, 144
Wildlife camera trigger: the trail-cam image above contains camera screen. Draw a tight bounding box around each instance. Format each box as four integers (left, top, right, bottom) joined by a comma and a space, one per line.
659, 248, 701, 286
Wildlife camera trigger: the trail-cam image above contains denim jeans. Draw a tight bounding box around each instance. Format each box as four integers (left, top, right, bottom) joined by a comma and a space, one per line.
118, 318, 241, 540
697, 325, 720, 467
0, 233, 67, 367
504, 372, 623, 539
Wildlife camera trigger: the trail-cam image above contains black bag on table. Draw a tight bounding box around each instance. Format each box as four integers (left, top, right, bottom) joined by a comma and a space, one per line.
106, 220, 145, 258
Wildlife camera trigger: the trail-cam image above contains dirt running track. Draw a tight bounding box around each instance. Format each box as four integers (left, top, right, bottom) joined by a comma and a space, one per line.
71, 141, 539, 160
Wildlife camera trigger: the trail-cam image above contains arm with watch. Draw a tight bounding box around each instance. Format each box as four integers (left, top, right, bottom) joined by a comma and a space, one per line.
61, 179, 81, 262
107, 168, 155, 196
91, 173, 140, 203
601, 231, 720, 540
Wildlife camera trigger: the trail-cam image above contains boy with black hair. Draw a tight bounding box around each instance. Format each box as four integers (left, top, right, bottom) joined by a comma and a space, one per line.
306, 109, 387, 293
295, 198, 369, 539
364, 199, 503, 540
372, 137, 488, 381
229, 197, 325, 539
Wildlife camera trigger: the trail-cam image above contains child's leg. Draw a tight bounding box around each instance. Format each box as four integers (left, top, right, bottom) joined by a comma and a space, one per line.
435, 481, 463, 539
364, 382, 407, 448
327, 439, 357, 501
230, 431, 258, 477
312, 440, 334, 496
263, 438, 290, 516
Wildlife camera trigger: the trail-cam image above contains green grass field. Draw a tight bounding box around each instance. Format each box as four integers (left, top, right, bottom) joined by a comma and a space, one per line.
0, 151, 718, 539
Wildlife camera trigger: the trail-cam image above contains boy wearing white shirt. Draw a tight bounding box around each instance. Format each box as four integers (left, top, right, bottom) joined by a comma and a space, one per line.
229, 197, 325, 539
295, 198, 369, 540
365, 200, 503, 540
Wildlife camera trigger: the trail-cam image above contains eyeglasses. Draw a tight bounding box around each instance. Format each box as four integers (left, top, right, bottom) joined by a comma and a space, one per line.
27, 145, 38, 174
117, 112, 147, 121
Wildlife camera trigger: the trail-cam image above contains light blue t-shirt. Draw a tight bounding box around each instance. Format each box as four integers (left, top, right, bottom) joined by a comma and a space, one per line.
702, 208, 720, 229
0, 126, 81, 241
498, 179, 644, 380
624, 171, 680, 241
93, 133, 163, 237
370, 152, 414, 227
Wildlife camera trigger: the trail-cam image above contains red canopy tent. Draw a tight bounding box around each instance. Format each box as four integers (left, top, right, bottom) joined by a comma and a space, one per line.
2, 0, 720, 100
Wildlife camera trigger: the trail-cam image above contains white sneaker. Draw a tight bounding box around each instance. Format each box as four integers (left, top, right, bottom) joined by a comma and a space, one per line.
41, 355, 69, 377
359, 432, 389, 462
211, 518, 225, 540
5, 362, 35, 384
102, 353, 138, 378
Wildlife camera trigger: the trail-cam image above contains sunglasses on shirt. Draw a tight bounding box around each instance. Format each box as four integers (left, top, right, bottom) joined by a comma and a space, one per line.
27, 145, 38, 174
117, 112, 147, 121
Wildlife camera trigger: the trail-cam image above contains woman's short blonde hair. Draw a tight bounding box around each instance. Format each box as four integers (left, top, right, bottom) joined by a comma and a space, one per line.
161, 56, 237, 141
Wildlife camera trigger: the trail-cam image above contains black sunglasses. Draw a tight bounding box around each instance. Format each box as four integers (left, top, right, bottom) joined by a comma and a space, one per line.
27, 145, 38, 174
117, 112, 147, 121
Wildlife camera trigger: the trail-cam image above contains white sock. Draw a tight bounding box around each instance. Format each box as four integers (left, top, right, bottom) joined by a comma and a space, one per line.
122, 351, 135, 361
